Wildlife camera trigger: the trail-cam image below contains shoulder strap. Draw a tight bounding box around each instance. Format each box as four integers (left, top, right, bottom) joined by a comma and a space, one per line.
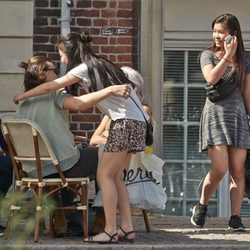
129, 96, 148, 123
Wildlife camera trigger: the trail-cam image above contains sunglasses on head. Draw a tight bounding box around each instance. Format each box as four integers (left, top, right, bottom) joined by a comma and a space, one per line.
44, 67, 58, 74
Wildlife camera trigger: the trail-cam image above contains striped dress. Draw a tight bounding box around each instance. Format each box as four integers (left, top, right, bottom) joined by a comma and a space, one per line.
199, 50, 250, 151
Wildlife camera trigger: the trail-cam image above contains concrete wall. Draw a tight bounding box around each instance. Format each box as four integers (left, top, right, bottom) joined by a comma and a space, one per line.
0, 0, 33, 113
164, 0, 250, 48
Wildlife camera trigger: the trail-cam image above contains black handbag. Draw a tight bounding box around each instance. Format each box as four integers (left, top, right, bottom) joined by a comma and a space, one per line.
130, 97, 153, 146
145, 123, 154, 146
205, 72, 237, 102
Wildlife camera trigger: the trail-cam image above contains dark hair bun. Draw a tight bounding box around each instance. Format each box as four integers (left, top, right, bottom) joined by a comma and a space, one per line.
19, 61, 28, 69
80, 32, 93, 48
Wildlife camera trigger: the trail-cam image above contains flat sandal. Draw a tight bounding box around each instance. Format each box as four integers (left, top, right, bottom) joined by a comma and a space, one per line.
84, 230, 118, 244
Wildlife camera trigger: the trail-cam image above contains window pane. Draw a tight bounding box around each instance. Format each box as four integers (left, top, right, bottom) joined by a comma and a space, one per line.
240, 199, 250, 217
163, 163, 183, 199
163, 50, 184, 84
163, 125, 183, 159
187, 126, 208, 160
188, 88, 206, 122
188, 51, 205, 84
165, 200, 184, 216
186, 163, 211, 199
163, 87, 184, 121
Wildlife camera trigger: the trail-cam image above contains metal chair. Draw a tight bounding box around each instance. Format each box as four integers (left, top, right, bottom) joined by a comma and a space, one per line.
1, 119, 89, 242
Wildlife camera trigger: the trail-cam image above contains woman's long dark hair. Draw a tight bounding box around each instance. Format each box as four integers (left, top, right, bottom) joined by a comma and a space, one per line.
58, 32, 132, 94
208, 14, 245, 91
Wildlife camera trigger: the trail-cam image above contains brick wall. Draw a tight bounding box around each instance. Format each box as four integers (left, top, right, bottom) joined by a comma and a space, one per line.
33, 0, 140, 139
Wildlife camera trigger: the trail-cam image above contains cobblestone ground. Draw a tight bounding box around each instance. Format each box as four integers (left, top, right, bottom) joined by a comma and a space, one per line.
1, 212, 250, 249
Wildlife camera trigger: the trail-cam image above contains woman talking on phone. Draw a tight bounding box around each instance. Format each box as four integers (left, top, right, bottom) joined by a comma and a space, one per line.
190, 14, 250, 231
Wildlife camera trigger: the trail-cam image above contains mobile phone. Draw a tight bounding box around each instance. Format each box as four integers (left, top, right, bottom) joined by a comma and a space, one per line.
225, 34, 232, 44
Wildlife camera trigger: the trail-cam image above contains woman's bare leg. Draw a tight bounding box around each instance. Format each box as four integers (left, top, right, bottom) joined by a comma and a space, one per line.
228, 146, 246, 215
85, 151, 129, 242
200, 145, 229, 205
115, 153, 135, 239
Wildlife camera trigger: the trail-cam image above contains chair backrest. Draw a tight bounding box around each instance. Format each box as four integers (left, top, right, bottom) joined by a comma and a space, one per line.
1, 119, 61, 180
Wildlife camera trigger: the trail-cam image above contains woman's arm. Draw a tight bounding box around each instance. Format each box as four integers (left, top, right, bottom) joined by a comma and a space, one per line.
202, 36, 238, 85
63, 85, 131, 112
89, 115, 111, 147
13, 74, 80, 104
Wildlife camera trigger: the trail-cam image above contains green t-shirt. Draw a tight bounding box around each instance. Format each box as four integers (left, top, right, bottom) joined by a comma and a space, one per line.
15, 89, 80, 177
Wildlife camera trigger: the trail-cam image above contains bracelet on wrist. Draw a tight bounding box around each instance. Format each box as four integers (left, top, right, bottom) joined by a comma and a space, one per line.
222, 57, 231, 63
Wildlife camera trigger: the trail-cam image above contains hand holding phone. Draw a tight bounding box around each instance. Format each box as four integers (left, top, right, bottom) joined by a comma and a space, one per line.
225, 34, 233, 44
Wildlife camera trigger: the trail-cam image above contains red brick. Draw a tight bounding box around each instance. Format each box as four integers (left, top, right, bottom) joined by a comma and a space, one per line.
36, 9, 60, 17
109, 1, 117, 8
51, 0, 60, 7
77, 18, 92, 26
108, 55, 117, 61
72, 9, 100, 18
34, 17, 48, 26
34, 26, 60, 35
90, 28, 101, 35
93, 19, 108, 26
118, 19, 133, 27
50, 35, 59, 44
48, 53, 60, 61
93, 37, 108, 44
117, 37, 133, 44
93, 1, 107, 8
34, 44, 56, 52
109, 19, 118, 26
95, 107, 102, 114
117, 10, 132, 18
72, 114, 101, 122
101, 9, 116, 18
33, 35, 50, 43
109, 37, 117, 44
51, 17, 59, 25
118, 1, 133, 9
117, 54, 132, 62
91, 45, 100, 54
69, 122, 78, 130
76, 0, 92, 8
101, 46, 132, 53
35, 0, 49, 7
79, 123, 94, 130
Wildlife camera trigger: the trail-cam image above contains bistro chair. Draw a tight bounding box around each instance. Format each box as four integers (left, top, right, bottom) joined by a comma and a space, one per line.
1, 119, 90, 242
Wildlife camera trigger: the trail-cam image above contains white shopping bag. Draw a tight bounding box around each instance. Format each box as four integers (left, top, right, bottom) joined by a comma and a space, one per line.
94, 152, 167, 211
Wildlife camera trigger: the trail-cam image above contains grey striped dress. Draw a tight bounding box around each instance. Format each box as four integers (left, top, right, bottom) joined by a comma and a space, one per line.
199, 50, 250, 152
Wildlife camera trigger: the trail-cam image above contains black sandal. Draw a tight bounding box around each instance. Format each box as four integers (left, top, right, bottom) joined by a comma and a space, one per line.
84, 230, 118, 244
118, 226, 135, 242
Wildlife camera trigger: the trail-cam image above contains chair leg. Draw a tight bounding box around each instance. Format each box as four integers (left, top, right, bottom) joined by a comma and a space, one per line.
49, 210, 56, 238
81, 184, 88, 239
3, 208, 15, 239
34, 187, 43, 242
142, 209, 151, 232
4, 188, 22, 240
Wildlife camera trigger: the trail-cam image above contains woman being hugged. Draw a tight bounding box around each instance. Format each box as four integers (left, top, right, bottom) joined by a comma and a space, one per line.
14, 32, 148, 243
191, 14, 250, 231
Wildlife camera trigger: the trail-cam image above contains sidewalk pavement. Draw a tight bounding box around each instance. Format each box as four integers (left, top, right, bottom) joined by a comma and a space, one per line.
1, 212, 250, 249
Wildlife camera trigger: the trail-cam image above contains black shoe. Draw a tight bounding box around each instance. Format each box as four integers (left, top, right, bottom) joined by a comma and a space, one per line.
190, 203, 209, 228
0, 225, 6, 237
228, 215, 246, 232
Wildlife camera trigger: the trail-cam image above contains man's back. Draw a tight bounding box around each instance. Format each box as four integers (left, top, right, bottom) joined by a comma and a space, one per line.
15, 90, 79, 177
